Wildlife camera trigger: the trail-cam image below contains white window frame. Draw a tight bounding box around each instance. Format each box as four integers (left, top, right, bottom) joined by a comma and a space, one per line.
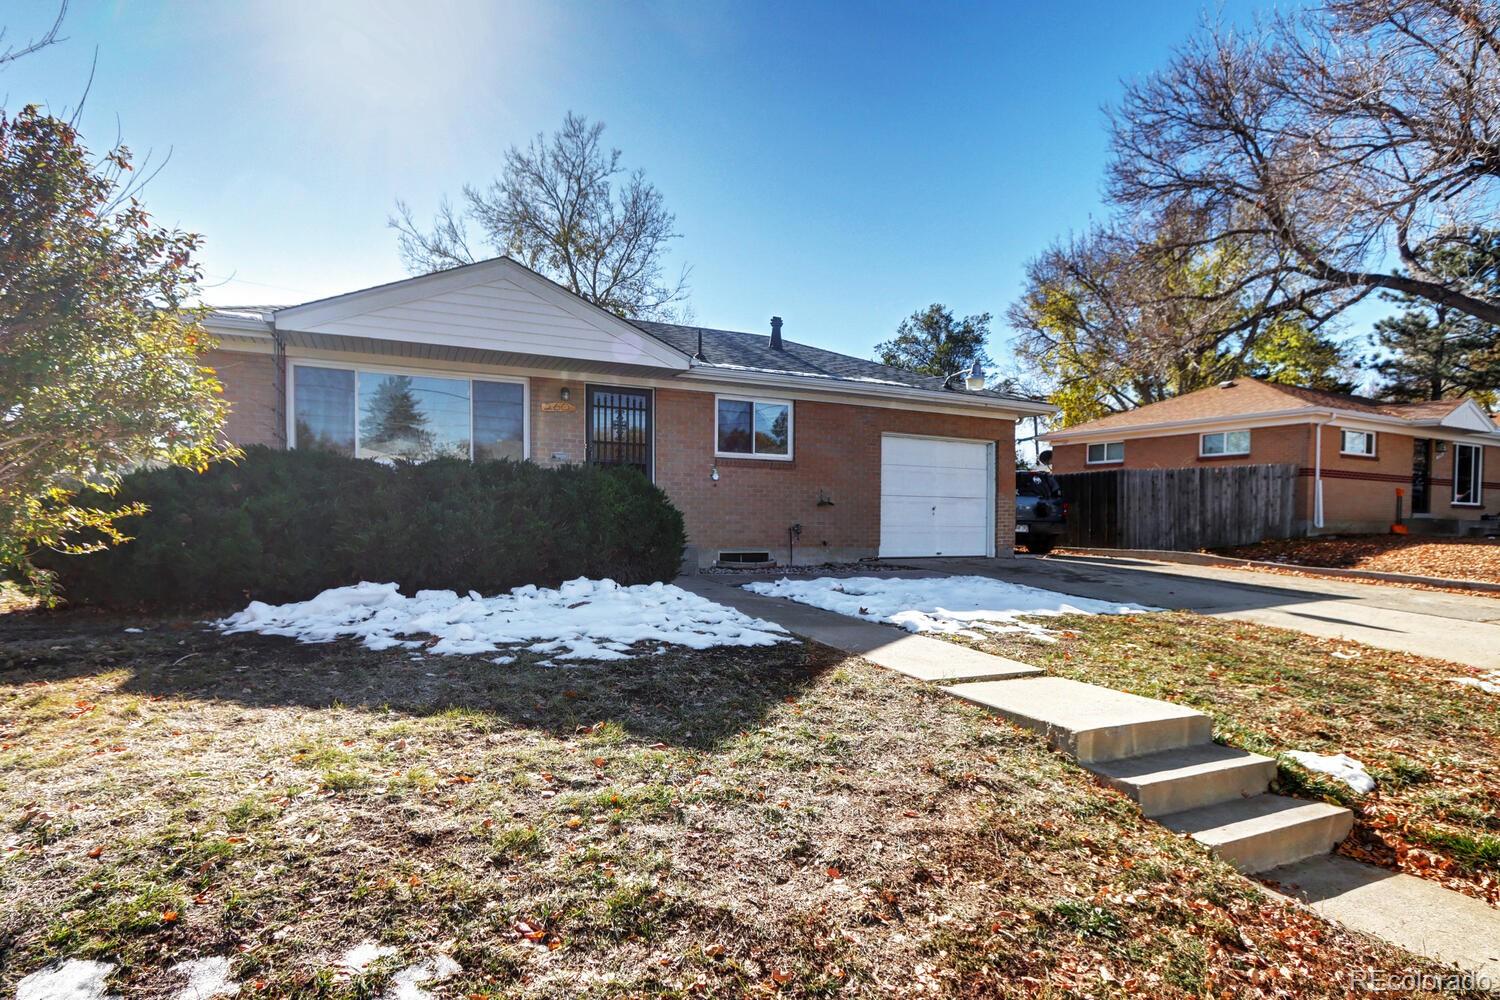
714, 394, 794, 461
287, 360, 530, 462
1452, 442, 1483, 507
1339, 429, 1377, 457
1199, 429, 1251, 457
1085, 441, 1125, 465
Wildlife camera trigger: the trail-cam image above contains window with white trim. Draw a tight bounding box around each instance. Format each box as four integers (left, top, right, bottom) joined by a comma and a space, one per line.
291, 364, 526, 462
1086, 441, 1125, 464
1453, 443, 1483, 506
715, 395, 792, 459
1339, 429, 1376, 456
1200, 429, 1250, 457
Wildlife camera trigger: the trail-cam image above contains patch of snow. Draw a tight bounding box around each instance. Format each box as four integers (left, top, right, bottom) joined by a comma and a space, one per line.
215, 579, 792, 662
1454, 671, 1500, 694
383, 955, 461, 1000
742, 575, 1155, 641
168, 957, 239, 999
16, 960, 118, 1000
339, 941, 397, 973
1285, 751, 1376, 795
122, 627, 144, 634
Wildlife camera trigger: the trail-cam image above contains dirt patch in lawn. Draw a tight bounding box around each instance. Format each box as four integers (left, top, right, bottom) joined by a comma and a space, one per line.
0, 611, 1465, 998
1216, 535, 1500, 587
952, 611, 1500, 905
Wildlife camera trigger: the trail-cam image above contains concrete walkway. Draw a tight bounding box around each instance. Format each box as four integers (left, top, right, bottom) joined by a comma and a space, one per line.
897, 554, 1500, 670
684, 572, 1500, 981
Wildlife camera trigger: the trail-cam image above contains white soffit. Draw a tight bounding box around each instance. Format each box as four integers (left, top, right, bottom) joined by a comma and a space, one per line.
271, 258, 688, 371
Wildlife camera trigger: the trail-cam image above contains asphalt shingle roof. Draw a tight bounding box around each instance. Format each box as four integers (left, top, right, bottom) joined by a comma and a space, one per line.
632, 320, 1034, 402
1052, 378, 1477, 434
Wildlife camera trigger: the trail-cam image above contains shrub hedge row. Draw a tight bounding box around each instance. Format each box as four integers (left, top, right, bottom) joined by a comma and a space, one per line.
38, 446, 687, 609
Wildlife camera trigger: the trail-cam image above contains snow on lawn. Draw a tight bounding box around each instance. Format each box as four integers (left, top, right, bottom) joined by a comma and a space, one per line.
16, 960, 117, 1000
216, 578, 792, 662
1285, 751, 1377, 795
742, 575, 1155, 641
1455, 670, 1500, 695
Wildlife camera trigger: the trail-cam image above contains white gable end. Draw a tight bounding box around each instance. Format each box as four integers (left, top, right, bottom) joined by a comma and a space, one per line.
271, 259, 688, 370
1440, 400, 1500, 433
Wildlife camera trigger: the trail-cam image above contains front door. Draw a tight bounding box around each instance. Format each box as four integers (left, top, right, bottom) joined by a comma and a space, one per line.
586, 386, 652, 478
1412, 438, 1432, 515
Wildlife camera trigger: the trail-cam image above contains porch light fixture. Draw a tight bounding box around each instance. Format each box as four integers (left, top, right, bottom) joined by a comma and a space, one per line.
560, 386, 571, 402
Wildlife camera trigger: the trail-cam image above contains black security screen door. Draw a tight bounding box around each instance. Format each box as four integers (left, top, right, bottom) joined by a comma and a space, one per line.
586, 386, 652, 477
1412, 438, 1431, 514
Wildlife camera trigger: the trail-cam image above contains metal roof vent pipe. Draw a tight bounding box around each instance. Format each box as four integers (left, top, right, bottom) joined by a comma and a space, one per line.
770, 315, 784, 351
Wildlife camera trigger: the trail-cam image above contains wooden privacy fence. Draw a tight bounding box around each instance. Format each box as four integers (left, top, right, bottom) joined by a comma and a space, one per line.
1054, 464, 1298, 551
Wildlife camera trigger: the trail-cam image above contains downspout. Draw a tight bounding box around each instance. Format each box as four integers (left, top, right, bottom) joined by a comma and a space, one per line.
1313, 416, 1327, 531
272, 327, 288, 448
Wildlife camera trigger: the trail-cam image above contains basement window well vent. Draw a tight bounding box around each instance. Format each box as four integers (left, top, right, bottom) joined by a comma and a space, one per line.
717, 550, 773, 565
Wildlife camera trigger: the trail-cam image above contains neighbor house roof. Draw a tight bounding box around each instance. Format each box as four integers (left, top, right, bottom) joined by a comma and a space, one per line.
1046, 378, 1498, 442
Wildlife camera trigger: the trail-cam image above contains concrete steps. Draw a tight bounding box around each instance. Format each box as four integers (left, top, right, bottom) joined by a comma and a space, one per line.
944, 675, 1352, 873
1089, 743, 1278, 817
1161, 794, 1355, 873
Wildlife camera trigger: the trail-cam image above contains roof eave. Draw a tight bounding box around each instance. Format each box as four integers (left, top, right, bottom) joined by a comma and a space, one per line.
681, 364, 1055, 416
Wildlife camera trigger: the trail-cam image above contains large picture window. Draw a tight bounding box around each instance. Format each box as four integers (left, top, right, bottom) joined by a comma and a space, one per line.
292, 364, 526, 462
1200, 429, 1250, 457
715, 395, 792, 459
1453, 443, 1483, 506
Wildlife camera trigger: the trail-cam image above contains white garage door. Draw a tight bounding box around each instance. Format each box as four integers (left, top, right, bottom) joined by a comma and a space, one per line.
879, 434, 993, 557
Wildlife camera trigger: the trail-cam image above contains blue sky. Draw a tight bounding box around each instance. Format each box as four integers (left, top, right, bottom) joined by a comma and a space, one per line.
7, 0, 1276, 364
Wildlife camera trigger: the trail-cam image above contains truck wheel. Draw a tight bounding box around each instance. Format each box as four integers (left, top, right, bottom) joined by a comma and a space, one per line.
1023, 537, 1057, 555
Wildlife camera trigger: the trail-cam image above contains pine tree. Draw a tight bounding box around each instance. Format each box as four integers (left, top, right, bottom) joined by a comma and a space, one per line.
361, 376, 434, 456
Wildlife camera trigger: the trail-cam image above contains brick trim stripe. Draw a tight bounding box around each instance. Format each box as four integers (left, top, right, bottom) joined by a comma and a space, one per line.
1293, 467, 1500, 489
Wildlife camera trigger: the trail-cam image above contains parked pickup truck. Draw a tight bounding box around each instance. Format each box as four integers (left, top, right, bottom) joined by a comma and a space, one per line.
1015, 470, 1067, 554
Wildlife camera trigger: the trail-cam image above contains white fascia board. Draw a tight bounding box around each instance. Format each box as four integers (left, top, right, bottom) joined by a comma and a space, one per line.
679, 365, 1055, 418
1045, 407, 1327, 444
271, 258, 690, 372
204, 313, 275, 335
1048, 404, 1500, 447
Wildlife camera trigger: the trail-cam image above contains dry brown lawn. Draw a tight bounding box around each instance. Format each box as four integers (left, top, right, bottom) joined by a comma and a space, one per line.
0, 610, 1480, 998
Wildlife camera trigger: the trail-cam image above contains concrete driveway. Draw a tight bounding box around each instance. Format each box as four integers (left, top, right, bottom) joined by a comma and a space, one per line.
888, 554, 1500, 671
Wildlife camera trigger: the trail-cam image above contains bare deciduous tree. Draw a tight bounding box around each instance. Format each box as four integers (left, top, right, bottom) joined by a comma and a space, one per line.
0, 2, 66, 69
1108, 0, 1500, 332
391, 112, 689, 320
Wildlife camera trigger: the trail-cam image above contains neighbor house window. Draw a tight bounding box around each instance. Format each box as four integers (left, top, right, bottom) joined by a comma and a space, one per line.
1086, 441, 1125, 464
1453, 443, 1483, 506
1200, 430, 1251, 457
291, 364, 526, 462
1339, 429, 1376, 457
715, 395, 792, 459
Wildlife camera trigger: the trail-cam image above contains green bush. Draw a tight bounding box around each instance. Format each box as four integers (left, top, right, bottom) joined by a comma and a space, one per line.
34, 446, 686, 609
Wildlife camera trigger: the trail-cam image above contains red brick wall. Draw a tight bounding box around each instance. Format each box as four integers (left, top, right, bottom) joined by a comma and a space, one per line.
1051, 424, 1500, 532
653, 389, 1015, 566
206, 348, 281, 448
208, 352, 1018, 566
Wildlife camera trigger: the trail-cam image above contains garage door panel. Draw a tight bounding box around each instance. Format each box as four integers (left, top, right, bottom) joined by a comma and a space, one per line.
879, 435, 993, 558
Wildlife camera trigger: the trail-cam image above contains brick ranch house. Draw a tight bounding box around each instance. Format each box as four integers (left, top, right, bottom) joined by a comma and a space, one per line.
202, 257, 1053, 568
1046, 378, 1500, 535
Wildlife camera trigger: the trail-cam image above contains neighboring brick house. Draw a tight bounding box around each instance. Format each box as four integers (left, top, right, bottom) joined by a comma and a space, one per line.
202, 256, 1051, 567
1046, 379, 1500, 535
